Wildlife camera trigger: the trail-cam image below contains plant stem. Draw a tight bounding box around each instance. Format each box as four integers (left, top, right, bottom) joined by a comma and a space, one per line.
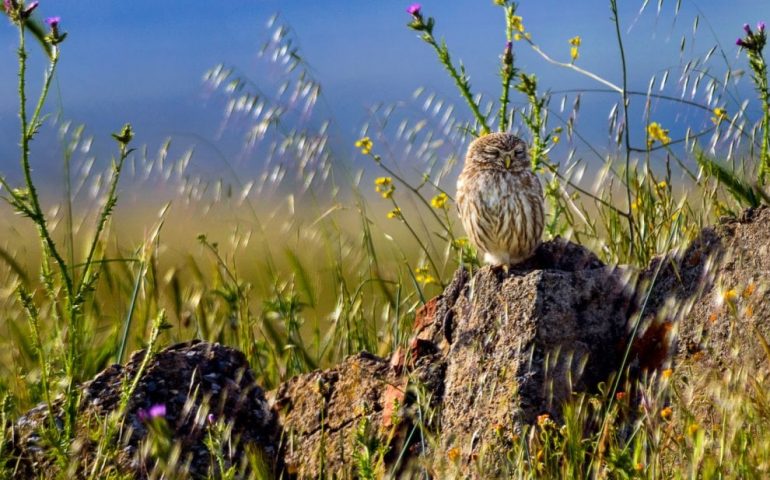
497, 5, 517, 132
756, 55, 770, 185
424, 35, 491, 135
609, 0, 637, 261
17, 25, 74, 298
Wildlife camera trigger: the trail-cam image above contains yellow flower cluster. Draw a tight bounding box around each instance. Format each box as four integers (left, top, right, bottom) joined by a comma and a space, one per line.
430, 192, 448, 209
510, 15, 531, 41
711, 107, 728, 125
374, 176, 395, 199
386, 207, 402, 220
647, 122, 671, 148
569, 36, 581, 61
355, 137, 373, 155
414, 266, 437, 285
452, 237, 469, 249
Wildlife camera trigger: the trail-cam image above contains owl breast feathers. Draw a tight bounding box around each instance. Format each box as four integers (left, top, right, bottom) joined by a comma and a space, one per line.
456, 133, 544, 266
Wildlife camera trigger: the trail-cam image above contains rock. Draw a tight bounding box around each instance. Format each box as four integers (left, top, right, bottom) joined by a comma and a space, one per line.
269, 352, 402, 478
640, 206, 770, 370
418, 239, 633, 472
8, 340, 276, 479
636, 207, 770, 434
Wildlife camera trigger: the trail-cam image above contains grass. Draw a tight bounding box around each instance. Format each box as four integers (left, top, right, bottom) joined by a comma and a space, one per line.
0, 0, 769, 478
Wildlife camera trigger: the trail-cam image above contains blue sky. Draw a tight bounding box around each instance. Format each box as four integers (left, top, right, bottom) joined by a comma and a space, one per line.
0, 1, 765, 186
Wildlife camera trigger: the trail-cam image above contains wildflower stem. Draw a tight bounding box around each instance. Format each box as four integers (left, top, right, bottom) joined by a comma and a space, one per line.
372, 156, 451, 235
16, 23, 74, 299
423, 34, 491, 135
390, 199, 445, 289
609, 0, 637, 260
498, 59, 515, 133
755, 55, 770, 185
78, 142, 129, 294
527, 42, 622, 94
497, 5, 517, 132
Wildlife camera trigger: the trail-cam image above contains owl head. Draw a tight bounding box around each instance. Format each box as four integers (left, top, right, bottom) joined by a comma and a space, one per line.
465, 133, 529, 172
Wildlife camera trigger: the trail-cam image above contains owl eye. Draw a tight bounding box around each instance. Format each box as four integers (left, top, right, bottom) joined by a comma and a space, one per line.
513, 146, 526, 159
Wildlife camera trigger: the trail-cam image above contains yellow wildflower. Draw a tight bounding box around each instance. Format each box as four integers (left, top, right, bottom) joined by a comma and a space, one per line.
510, 15, 524, 32
513, 33, 522, 41
634, 463, 644, 472
431, 192, 449, 209
657, 180, 667, 190
647, 122, 671, 147
721, 288, 739, 304
662, 368, 673, 379
355, 137, 373, 155
493, 0, 506, 5
688, 423, 699, 436
452, 238, 469, 251
711, 107, 728, 125
660, 406, 673, 421
569, 36, 581, 61
386, 207, 402, 220
374, 176, 395, 199
414, 266, 437, 285
552, 135, 560, 144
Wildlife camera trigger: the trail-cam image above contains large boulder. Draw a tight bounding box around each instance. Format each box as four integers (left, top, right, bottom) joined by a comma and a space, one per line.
408, 239, 634, 473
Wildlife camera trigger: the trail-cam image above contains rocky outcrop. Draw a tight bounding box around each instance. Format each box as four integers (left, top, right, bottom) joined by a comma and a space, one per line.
636, 207, 770, 442
8, 341, 276, 478
9, 207, 770, 478
641, 207, 770, 369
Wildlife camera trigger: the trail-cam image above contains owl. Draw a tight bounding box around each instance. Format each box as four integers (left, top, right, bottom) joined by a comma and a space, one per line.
456, 133, 544, 266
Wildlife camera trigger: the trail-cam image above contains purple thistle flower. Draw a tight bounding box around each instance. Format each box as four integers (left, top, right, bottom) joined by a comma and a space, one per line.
2, 0, 12, 12
45, 16, 60, 27
406, 3, 421, 16
207, 413, 216, 425
137, 404, 167, 422
736, 37, 746, 47
759, 21, 766, 32
744, 23, 753, 35
149, 404, 166, 418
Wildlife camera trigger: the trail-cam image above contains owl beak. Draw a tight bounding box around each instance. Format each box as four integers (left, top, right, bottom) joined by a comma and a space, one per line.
504, 155, 512, 169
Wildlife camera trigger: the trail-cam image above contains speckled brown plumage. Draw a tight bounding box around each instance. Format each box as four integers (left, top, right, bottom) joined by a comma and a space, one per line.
456, 133, 544, 265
